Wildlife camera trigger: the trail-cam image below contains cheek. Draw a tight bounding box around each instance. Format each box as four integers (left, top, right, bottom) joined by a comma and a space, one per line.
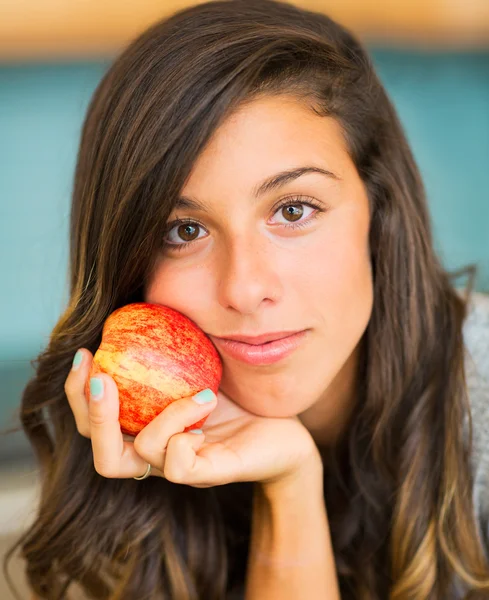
145, 260, 213, 313
304, 207, 373, 363
321, 236, 372, 299
297, 205, 372, 308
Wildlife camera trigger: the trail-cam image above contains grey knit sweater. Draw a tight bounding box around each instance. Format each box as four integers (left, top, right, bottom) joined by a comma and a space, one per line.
452, 290, 489, 597
465, 292, 489, 555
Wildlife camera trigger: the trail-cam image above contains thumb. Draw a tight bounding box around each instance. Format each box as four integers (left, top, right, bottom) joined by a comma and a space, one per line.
86, 372, 120, 430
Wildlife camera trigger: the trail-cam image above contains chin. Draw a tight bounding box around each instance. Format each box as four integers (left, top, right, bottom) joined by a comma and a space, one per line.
221, 380, 317, 419
246, 403, 300, 419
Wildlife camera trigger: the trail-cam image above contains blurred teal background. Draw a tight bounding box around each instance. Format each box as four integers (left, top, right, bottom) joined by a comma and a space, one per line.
1, 49, 488, 458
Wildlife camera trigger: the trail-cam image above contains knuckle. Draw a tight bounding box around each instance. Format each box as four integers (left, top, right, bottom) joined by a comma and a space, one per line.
93, 458, 117, 478
63, 376, 76, 399
133, 434, 166, 471
76, 423, 91, 438
132, 435, 148, 457
88, 412, 108, 428
133, 433, 163, 465
163, 436, 187, 483
169, 433, 187, 452
164, 463, 184, 483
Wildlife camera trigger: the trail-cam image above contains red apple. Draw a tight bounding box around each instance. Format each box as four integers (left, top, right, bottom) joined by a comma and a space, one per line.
85, 302, 223, 437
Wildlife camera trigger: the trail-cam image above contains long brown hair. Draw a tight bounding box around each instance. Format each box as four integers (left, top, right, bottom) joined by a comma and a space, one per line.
4, 1, 489, 598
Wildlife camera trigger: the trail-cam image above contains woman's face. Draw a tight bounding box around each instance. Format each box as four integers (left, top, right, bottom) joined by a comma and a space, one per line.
145, 95, 373, 444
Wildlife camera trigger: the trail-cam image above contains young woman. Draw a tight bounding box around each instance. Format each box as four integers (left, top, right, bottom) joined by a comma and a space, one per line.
5, 0, 489, 598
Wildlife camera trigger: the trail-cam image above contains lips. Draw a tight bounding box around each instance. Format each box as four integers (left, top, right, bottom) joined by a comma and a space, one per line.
214, 331, 303, 345
209, 330, 309, 366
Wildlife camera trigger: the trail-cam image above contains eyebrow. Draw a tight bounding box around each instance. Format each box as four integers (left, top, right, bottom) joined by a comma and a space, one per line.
174, 166, 341, 212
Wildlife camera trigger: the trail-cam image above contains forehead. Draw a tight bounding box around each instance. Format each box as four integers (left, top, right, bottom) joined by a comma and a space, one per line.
180, 96, 351, 198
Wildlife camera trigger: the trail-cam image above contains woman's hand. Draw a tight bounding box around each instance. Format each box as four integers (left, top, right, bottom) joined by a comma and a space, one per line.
65, 348, 322, 488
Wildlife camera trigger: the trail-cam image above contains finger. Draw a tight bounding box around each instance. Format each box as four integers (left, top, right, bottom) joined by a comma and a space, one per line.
64, 348, 93, 438
164, 431, 207, 484
133, 389, 217, 472
87, 373, 149, 479
165, 430, 241, 487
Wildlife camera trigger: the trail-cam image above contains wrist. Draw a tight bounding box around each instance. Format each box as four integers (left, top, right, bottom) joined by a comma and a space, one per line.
259, 450, 324, 506
248, 452, 339, 598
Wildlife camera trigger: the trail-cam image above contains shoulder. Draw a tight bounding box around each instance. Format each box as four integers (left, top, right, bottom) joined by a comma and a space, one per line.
463, 290, 489, 388
462, 291, 489, 553
463, 291, 489, 437
464, 291, 489, 438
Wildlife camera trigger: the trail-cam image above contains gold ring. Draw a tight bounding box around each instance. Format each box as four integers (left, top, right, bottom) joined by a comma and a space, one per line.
133, 462, 152, 480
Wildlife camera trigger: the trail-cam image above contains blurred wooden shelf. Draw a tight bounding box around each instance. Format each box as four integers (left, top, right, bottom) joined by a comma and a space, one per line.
1, 0, 488, 61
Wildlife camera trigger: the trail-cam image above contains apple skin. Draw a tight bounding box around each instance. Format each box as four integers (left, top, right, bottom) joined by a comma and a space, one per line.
85, 302, 223, 437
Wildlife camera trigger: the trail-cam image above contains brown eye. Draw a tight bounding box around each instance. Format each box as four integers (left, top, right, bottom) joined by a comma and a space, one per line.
163, 218, 207, 251
270, 197, 324, 230
281, 204, 304, 222
176, 223, 200, 242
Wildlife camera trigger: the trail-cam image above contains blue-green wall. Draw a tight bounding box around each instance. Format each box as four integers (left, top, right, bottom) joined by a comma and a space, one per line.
1, 50, 488, 456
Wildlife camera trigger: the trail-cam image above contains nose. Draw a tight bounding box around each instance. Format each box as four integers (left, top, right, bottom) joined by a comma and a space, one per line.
217, 234, 282, 315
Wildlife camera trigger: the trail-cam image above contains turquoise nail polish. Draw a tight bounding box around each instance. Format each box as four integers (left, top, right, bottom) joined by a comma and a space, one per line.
192, 388, 215, 404
90, 377, 104, 399
72, 350, 83, 370
189, 429, 203, 434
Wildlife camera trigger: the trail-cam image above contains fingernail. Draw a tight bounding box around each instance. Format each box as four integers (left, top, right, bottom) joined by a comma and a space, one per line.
72, 350, 83, 371
192, 388, 215, 404
90, 377, 104, 401
189, 429, 203, 434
